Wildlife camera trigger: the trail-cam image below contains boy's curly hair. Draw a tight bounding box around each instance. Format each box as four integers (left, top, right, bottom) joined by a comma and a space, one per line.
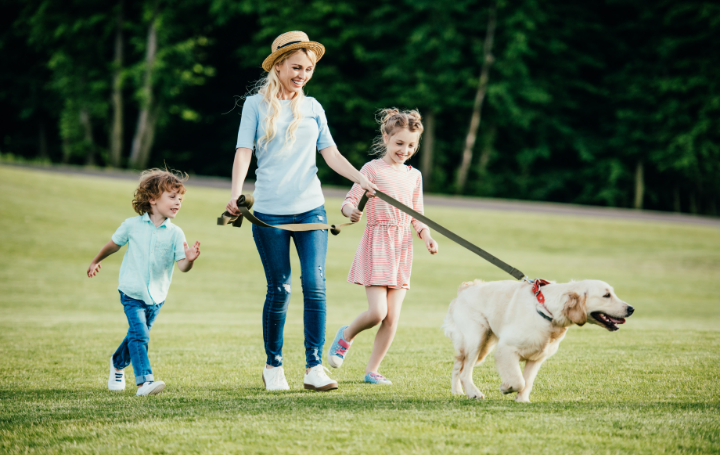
132, 169, 189, 215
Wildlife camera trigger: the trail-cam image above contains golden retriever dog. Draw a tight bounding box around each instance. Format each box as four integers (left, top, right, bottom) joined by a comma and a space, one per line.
443, 279, 634, 402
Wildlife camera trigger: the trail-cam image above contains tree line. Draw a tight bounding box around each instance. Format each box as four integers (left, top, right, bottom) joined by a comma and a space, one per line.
1, 0, 718, 214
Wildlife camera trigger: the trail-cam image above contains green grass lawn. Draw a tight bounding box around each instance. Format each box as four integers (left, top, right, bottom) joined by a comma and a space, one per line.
1, 165, 719, 454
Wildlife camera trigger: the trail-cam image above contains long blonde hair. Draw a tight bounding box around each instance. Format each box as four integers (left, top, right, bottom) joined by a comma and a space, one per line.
254, 48, 318, 151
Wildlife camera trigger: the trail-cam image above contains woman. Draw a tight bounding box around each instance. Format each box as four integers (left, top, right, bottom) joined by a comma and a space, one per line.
226, 31, 376, 392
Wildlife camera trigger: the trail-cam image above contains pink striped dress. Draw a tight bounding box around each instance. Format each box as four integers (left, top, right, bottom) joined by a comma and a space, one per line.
342, 159, 429, 290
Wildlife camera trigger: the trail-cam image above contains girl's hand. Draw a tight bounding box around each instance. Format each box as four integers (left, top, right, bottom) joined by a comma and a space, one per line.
87, 262, 101, 277
349, 208, 363, 223
341, 204, 363, 222
358, 175, 377, 197
226, 198, 240, 216
184, 241, 201, 262
422, 233, 439, 255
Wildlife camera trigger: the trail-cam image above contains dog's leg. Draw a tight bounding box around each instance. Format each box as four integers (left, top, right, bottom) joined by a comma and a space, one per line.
515, 359, 544, 403
451, 354, 464, 395
459, 330, 489, 399
459, 347, 484, 399
495, 344, 525, 395
454, 333, 495, 395
476, 334, 497, 366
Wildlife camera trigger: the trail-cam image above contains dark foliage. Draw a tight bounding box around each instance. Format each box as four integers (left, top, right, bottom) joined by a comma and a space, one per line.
1, 0, 718, 214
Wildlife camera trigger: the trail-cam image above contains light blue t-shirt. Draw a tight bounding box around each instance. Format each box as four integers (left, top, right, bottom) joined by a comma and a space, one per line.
236, 94, 336, 215
111, 213, 187, 306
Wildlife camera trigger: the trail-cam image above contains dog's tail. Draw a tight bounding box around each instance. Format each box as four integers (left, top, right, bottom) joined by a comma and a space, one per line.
442, 298, 458, 341
443, 280, 480, 340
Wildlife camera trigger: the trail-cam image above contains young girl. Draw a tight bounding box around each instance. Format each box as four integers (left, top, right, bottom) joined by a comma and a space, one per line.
327, 109, 438, 385
87, 169, 201, 396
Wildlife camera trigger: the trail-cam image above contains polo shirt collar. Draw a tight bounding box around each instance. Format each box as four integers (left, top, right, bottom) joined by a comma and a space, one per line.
141, 212, 172, 228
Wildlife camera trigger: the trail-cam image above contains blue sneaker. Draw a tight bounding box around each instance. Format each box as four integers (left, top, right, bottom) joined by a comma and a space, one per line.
327, 325, 351, 368
364, 372, 392, 385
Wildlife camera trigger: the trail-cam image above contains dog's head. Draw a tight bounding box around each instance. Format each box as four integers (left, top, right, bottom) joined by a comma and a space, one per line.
561, 280, 634, 331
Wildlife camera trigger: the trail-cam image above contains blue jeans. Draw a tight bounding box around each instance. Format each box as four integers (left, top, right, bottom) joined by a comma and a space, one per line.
112, 291, 164, 385
252, 205, 328, 368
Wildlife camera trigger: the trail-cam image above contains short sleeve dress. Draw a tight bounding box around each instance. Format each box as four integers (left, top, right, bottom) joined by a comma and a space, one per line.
342, 159, 429, 290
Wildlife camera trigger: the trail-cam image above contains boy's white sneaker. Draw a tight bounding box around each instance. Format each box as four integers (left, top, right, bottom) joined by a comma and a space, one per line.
136, 381, 165, 396
262, 366, 290, 391
108, 357, 125, 391
304, 365, 338, 392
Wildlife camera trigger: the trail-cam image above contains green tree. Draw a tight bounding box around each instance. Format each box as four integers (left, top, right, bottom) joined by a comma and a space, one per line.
23, 0, 113, 164
607, 0, 720, 214
128, 0, 217, 169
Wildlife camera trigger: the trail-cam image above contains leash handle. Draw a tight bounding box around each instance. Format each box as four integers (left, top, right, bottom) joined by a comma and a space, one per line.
237, 194, 254, 209
216, 195, 255, 227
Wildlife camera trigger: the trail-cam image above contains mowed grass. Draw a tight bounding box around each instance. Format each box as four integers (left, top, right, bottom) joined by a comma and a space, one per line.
1, 165, 719, 454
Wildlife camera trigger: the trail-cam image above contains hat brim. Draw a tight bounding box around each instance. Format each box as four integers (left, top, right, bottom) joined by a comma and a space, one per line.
262, 42, 325, 72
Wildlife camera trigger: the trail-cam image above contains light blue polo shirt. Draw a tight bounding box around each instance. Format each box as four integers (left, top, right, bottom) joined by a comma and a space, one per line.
236, 94, 336, 215
111, 213, 187, 306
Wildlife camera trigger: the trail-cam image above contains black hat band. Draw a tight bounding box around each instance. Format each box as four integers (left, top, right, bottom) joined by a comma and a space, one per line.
276, 41, 301, 51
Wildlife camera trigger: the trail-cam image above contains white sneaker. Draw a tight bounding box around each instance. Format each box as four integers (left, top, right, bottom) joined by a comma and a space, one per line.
262, 366, 290, 391
304, 365, 338, 392
108, 357, 125, 391
136, 381, 165, 396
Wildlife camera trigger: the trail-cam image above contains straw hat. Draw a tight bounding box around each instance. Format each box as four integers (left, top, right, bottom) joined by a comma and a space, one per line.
261, 31, 325, 72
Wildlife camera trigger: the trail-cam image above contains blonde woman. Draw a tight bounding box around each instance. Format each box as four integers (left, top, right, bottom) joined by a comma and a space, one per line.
226, 31, 376, 392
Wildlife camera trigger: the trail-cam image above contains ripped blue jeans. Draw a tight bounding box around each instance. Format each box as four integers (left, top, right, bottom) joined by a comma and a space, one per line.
252, 205, 328, 368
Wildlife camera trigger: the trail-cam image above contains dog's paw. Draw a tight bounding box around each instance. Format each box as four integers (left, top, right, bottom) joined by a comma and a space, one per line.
515, 395, 531, 403
500, 382, 521, 395
466, 390, 485, 399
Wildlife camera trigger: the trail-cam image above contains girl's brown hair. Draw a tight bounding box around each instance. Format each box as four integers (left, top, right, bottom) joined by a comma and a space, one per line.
132, 169, 188, 215
370, 108, 424, 157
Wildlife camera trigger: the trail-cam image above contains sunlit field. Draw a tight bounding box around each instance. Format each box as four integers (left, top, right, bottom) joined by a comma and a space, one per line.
1, 166, 719, 454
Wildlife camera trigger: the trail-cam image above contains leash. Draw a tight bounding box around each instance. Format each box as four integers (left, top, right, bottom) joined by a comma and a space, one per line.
217, 193, 369, 236
369, 190, 553, 320
370, 189, 526, 281
367, 191, 556, 315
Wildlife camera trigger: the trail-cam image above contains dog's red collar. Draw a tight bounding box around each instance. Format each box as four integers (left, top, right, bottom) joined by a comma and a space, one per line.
530, 278, 553, 320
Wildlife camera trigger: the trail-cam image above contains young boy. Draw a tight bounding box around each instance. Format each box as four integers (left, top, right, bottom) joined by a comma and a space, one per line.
87, 169, 201, 396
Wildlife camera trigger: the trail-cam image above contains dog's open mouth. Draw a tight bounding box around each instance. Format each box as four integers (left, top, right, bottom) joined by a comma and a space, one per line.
591, 312, 626, 331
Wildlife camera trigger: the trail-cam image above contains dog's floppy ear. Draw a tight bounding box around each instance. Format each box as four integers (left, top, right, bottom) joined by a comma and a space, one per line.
564, 292, 587, 326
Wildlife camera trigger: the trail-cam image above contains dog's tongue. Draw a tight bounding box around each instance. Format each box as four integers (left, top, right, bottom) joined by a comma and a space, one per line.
607, 316, 626, 324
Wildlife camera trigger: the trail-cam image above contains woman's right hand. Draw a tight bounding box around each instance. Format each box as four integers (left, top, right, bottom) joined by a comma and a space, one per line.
226, 197, 240, 216
358, 175, 377, 196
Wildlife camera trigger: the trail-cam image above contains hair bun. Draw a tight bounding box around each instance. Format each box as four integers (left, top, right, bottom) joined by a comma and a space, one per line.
407, 109, 422, 122
381, 108, 400, 124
